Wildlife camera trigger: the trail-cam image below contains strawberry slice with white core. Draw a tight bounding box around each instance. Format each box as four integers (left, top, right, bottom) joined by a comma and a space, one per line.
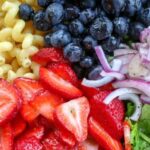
55, 96, 90, 142
0, 123, 13, 150
40, 67, 83, 99
0, 79, 20, 124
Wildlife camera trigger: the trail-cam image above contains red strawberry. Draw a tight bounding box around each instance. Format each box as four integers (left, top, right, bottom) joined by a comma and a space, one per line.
88, 117, 122, 150
47, 62, 79, 87
90, 91, 125, 139
20, 125, 44, 140
40, 67, 83, 99
14, 78, 44, 104
0, 79, 21, 125
30, 90, 63, 121
11, 114, 26, 137
54, 97, 90, 142
20, 104, 39, 122
31, 47, 66, 65
0, 123, 13, 150
99, 83, 114, 91
42, 130, 71, 150
15, 136, 43, 150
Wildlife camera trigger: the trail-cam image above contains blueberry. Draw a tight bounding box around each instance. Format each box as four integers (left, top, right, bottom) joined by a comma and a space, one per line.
124, 0, 142, 17
63, 43, 83, 62
52, 0, 65, 4
129, 22, 145, 40
113, 17, 129, 37
45, 3, 64, 25
50, 29, 72, 48
82, 36, 98, 50
80, 0, 96, 9
52, 24, 68, 32
90, 17, 113, 41
19, 3, 34, 21
69, 19, 84, 36
79, 9, 96, 25
33, 10, 51, 31
88, 65, 102, 80
80, 56, 94, 68
102, 0, 126, 16
101, 36, 120, 55
37, 0, 50, 8
64, 6, 80, 21
140, 8, 150, 26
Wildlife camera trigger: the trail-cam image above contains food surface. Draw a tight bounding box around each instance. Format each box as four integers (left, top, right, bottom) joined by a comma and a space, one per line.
0, 0, 150, 150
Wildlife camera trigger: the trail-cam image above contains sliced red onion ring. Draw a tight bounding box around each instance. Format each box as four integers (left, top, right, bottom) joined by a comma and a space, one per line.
140, 26, 150, 43
119, 94, 142, 121
95, 46, 112, 72
120, 64, 129, 74
103, 88, 141, 104
141, 95, 150, 104
100, 70, 125, 80
82, 59, 122, 88
113, 79, 150, 97
114, 49, 137, 57
115, 54, 135, 65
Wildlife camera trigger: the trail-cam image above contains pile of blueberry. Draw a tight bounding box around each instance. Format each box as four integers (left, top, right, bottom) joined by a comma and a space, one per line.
19, 0, 150, 79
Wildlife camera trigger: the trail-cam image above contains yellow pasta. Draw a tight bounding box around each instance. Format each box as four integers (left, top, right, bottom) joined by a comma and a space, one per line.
0, 0, 44, 80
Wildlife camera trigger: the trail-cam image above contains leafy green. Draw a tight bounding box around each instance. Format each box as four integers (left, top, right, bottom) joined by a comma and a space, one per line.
129, 104, 150, 150
126, 102, 135, 117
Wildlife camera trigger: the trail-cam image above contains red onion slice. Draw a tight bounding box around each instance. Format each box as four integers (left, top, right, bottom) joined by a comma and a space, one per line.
119, 94, 142, 121
103, 88, 140, 104
82, 59, 122, 88
114, 49, 137, 57
95, 46, 112, 72
120, 64, 129, 74
141, 95, 150, 104
100, 70, 125, 80
113, 79, 150, 97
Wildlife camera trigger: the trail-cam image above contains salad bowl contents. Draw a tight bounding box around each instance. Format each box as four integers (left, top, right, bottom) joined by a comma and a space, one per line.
0, 0, 150, 150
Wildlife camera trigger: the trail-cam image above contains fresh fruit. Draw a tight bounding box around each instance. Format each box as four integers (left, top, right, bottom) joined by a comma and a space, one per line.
33, 10, 51, 31
47, 62, 79, 86
80, 56, 94, 68
101, 36, 120, 55
90, 17, 113, 41
19, 3, 34, 21
90, 91, 125, 139
30, 90, 63, 121
11, 114, 26, 137
0, 79, 21, 125
0, 123, 13, 150
45, 3, 64, 25
37, 0, 50, 8
40, 67, 83, 99
63, 43, 83, 63
15, 136, 43, 150
50, 29, 72, 48
139, 8, 150, 26
102, 0, 126, 16
88, 117, 122, 150
69, 19, 84, 36
14, 78, 44, 103
42, 130, 71, 150
31, 47, 65, 65
54, 97, 90, 142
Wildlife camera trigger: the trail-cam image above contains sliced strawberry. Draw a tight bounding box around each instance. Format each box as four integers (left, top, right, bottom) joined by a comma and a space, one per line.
47, 62, 79, 87
30, 90, 63, 121
14, 78, 44, 104
0, 79, 21, 125
20, 125, 44, 140
11, 114, 26, 137
31, 47, 66, 65
55, 97, 90, 142
90, 91, 125, 139
20, 104, 39, 122
88, 117, 122, 150
40, 67, 83, 99
15, 136, 43, 150
0, 123, 13, 150
42, 130, 71, 150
